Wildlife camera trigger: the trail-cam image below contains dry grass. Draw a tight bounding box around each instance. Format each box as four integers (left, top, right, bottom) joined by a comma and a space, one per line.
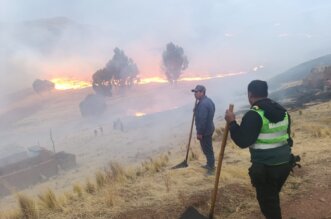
104, 190, 114, 207
84, 179, 96, 194
189, 149, 199, 161
95, 171, 107, 189
38, 188, 61, 211
72, 183, 83, 197
213, 127, 225, 141
140, 154, 169, 174
105, 162, 128, 182
162, 173, 171, 192
0, 209, 21, 219
16, 193, 39, 219
301, 124, 331, 138
1, 101, 330, 219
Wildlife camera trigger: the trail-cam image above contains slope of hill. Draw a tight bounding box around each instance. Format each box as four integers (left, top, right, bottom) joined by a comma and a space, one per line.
1, 100, 330, 219
269, 54, 331, 89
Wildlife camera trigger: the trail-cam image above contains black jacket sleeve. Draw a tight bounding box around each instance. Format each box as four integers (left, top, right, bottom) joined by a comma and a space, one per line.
229, 111, 263, 148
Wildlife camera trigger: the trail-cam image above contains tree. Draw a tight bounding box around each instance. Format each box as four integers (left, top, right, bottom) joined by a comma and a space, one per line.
162, 42, 188, 85
92, 48, 139, 96
79, 94, 107, 117
32, 79, 55, 93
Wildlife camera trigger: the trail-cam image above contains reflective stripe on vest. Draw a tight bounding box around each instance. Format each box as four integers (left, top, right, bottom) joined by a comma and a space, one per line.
250, 106, 289, 150
250, 141, 288, 150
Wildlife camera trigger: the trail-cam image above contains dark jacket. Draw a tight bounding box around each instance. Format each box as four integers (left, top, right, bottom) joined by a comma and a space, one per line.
194, 96, 215, 136
229, 98, 292, 165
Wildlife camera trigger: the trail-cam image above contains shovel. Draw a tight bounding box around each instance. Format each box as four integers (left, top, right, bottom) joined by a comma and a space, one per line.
209, 104, 234, 218
179, 104, 234, 219
171, 99, 198, 169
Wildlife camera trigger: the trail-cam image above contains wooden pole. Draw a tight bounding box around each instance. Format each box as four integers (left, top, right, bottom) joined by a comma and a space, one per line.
184, 99, 198, 163
209, 104, 234, 219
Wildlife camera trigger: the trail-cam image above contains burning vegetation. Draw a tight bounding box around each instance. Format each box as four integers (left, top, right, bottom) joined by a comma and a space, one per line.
162, 42, 189, 85
92, 48, 139, 96
50, 78, 91, 90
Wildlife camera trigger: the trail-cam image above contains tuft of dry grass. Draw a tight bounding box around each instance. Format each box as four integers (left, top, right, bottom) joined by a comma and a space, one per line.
104, 190, 114, 207
106, 162, 127, 182
141, 155, 170, 174
213, 127, 225, 141
177, 190, 188, 208
162, 173, 171, 192
16, 193, 39, 219
0, 209, 21, 219
38, 188, 61, 211
64, 192, 75, 202
72, 183, 83, 197
84, 179, 96, 194
189, 150, 199, 161
95, 171, 107, 189
301, 124, 331, 138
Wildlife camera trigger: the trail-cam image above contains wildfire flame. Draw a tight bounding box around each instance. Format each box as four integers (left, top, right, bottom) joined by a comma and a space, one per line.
138, 77, 168, 84
135, 112, 146, 117
50, 71, 247, 90
138, 72, 246, 85
51, 78, 92, 90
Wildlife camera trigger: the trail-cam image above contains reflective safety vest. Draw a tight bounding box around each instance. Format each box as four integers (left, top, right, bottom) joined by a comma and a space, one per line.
250, 106, 289, 150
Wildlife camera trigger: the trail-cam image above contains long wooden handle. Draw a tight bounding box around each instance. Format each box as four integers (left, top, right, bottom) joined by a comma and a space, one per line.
209, 104, 234, 219
185, 99, 198, 162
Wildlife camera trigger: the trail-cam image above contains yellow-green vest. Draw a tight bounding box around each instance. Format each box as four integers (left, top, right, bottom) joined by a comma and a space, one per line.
250, 106, 289, 150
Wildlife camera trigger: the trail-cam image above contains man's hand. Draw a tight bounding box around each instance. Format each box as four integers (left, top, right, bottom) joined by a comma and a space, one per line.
225, 110, 236, 123
197, 134, 203, 140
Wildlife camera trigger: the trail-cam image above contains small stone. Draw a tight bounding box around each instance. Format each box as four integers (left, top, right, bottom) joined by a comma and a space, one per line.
319, 197, 326, 202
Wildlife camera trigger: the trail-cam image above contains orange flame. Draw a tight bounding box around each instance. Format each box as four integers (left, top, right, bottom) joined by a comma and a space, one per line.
50, 72, 247, 90
138, 77, 168, 84
51, 78, 92, 90
135, 112, 146, 117
137, 72, 246, 84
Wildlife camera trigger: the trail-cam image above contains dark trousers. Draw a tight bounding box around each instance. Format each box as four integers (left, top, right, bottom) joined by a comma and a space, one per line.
199, 134, 215, 168
249, 162, 291, 219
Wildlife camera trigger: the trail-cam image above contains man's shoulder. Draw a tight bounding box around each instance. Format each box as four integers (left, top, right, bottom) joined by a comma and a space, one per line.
200, 96, 214, 106
203, 96, 214, 103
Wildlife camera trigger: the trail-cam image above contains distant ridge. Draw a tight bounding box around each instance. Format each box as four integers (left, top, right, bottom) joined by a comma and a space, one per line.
269, 54, 331, 89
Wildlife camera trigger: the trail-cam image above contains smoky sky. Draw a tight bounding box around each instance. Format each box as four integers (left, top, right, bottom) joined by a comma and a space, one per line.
1, 0, 331, 96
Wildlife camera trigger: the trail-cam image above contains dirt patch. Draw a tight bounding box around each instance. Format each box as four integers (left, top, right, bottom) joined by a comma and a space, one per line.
281, 157, 331, 219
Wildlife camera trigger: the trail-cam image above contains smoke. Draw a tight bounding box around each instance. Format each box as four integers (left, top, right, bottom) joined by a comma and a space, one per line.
0, 17, 113, 98
92, 48, 139, 96
162, 42, 188, 84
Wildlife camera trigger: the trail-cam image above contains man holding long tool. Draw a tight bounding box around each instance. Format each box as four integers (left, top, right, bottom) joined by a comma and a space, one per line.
224, 80, 293, 219
191, 85, 216, 175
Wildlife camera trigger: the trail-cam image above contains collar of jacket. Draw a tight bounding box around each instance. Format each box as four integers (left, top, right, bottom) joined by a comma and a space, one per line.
250, 98, 269, 109
198, 95, 207, 103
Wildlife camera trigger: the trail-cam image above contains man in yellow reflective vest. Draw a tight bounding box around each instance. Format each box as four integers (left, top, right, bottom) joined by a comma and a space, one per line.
225, 80, 293, 219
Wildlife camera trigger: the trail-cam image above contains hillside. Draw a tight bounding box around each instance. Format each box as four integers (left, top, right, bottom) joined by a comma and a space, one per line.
269, 64, 331, 108
269, 54, 331, 89
0, 98, 330, 218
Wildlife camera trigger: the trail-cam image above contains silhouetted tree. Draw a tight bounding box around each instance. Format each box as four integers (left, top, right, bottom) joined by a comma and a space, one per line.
162, 42, 188, 85
92, 48, 139, 96
32, 79, 55, 93
79, 94, 107, 117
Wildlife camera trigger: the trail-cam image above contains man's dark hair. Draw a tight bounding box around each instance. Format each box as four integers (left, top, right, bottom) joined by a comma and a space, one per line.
248, 80, 268, 97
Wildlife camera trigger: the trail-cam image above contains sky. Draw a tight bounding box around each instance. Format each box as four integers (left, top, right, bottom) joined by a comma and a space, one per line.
1, 0, 331, 95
